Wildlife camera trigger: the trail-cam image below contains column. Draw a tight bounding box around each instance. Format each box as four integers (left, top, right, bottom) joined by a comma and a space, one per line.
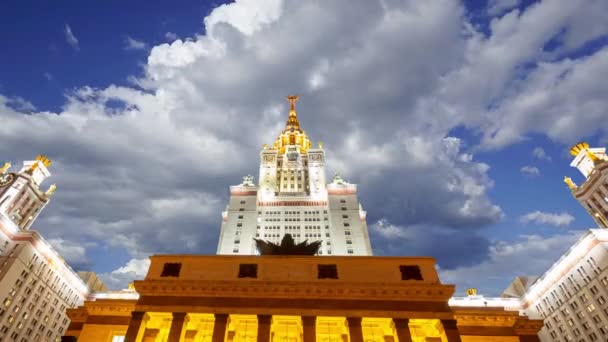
393, 319, 413, 342
124, 311, 146, 342
168, 312, 188, 342
257, 315, 272, 342
212, 314, 229, 342
346, 317, 364, 342
440, 319, 461, 342
302, 316, 316, 342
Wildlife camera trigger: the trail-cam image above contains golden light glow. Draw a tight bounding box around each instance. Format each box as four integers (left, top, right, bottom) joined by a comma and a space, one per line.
316, 317, 348, 342
361, 318, 396, 342
409, 319, 447, 342
570, 142, 590, 156
586, 150, 599, 162
466, 288, 477, 296
595, 213, 608, 228
135, 312, 172, 342
184, 313, 215, 342
227, 315, 258, 342
268, 95, 312, 155
0, 162, 10, 174
36, 155, 52, 168
271, 315, 302, 342
564, 177, 577, 190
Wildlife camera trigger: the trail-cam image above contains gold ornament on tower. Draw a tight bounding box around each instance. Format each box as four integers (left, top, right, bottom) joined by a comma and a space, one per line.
36, 155, 52, 168
0, 162, 10, 174
45, 184, 57, 196
563, 177, 577, 190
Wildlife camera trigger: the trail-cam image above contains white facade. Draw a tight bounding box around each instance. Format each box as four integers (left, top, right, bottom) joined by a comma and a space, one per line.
0, 156, 89, 342
217, 96, 372, 256
565, 142, 608, 228
519, 229, 608, 342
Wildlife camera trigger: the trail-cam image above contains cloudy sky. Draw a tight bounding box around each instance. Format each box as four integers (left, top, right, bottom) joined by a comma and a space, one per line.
1, 0, 607, 295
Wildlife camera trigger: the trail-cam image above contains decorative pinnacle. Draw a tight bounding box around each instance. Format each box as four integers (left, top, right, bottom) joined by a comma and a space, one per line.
287, 95, 299, 111
564, 177, 577, 190
45, 184, 56, 196
0, 162, 10, 174
570, 142, 590, 157
36, 155, 52, 168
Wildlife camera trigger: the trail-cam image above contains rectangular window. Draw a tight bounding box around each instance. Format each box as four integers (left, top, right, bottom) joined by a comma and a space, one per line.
317, 265, 338, 279
399, 265, 424, 281
238, 264, 258, 278
160, 263, 182, 277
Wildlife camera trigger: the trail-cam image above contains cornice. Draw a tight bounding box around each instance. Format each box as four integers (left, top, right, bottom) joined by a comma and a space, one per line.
134, 279, 454, 301
84, 300, 137, 316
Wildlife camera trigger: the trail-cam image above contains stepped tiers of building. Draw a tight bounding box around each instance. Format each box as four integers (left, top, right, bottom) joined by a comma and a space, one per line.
64, 254, 543, 342
0, 156, 90, 342
217, 95, 372, 256
564, 142, 608, 228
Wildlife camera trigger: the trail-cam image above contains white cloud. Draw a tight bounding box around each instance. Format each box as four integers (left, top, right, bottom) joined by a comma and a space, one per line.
124, 36, 147, 51
164, 32, 179, 41
487, 0, 520, 16
44, 72, 53, 81
520, 211, 575, 227
1, 0, 607, 291
520, 165, 540, 176
440, 230, 584, 296
47, 238, 91, 269
532, 147, 551, 161
98, 258, 150, 290
64, 24, 79, 50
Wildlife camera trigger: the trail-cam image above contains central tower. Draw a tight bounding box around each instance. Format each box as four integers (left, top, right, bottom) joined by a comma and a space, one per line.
217, 96, 372, 256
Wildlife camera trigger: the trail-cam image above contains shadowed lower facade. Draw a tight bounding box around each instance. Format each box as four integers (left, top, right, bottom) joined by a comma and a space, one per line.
64, 255, 542, 342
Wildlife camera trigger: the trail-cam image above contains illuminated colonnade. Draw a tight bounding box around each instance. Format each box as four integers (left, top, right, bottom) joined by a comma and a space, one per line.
124, 313, 458, 342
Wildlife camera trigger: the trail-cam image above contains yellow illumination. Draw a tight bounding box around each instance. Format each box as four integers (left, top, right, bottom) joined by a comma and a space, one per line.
0, 162, 10, 174
184, 313, 215, 342
409, 319, 447, 342
570, 142, 590, 156
45, 184, 57, 196
316, 317, 348, 342
227, 314, 258, 342
271, 315, 302, 342
563, 177, 577, 190
466, 288, 477, 296
361, 318, 397, 342
36, 155, 52, 168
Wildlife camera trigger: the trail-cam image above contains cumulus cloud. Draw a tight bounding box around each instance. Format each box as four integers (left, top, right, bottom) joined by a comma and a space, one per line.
47, 238, 92, 270
124, 36, 147, 51
520, 165, 540, 176
1, 0, 607, 290
440, 230, 583, 296
164, 32, 179, 41
532, 147, 551, 161
520, 211, 575, 227
64, 24, 79, 50
487, 0, 520, 16
98, 258, 150, 290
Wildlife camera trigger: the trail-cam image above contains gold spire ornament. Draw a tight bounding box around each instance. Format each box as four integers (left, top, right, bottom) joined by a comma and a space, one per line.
466, 288, 477, 296
36, 155, 52, 168
564, 177, 577, 190
45, 184, 56, 196
570, 142, 590, 156
0, 162, 10, 174
586, 150, 600, 162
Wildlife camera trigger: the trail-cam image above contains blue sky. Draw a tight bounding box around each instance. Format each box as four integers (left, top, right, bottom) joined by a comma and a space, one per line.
1, 0, 607, 295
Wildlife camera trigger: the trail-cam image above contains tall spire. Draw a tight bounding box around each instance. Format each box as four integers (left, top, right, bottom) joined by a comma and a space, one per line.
285, 95, 301, 131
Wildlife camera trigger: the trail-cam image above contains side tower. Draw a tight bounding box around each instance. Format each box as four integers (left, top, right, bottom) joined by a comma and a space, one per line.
0, 155, 56, 230
564, 142, 608, 227
217, 96, 372, 255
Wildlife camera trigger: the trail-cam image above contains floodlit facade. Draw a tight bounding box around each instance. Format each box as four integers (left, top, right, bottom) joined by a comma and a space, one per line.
564, 142, 608, 228
65, 254, 543, 342
0, 156, 89, 342
518, 229, 608, 341
217, 96, 372, 256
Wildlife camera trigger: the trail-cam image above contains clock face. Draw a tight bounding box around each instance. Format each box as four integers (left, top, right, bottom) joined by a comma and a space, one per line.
0, 173, 14, 187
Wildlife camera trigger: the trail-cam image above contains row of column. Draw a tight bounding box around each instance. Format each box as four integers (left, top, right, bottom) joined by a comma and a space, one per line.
123, 312, 463, 342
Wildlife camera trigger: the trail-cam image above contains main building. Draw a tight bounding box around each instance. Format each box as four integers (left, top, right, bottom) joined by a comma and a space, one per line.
217, 96, 372, 256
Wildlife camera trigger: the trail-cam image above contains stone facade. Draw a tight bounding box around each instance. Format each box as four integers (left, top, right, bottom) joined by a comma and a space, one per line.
217, 96, 372, 256
0, 156, 89, 342
65, 254, 542, 342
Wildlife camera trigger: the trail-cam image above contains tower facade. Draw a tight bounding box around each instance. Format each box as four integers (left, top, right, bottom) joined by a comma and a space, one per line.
564, 142, 608, 228
0, 155, 89, 342
217, 96, 372, 256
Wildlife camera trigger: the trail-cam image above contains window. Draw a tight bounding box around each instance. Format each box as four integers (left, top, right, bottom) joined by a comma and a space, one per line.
399, 265, 423, 280
160, 263, 181, 277
238, 264, 257, 278
240, 200, 246, 204
317, 265, 338, 279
